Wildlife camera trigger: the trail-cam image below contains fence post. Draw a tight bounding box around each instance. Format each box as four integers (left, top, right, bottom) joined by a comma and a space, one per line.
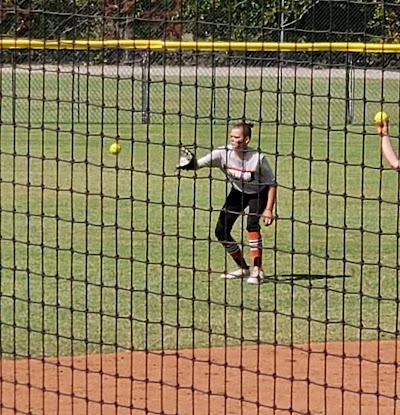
346, 52, 355, 125
141, 50, 150, 125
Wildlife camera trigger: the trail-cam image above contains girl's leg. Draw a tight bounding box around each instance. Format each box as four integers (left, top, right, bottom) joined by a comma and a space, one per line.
215, 188, 249, 269
247, 187, 269, 271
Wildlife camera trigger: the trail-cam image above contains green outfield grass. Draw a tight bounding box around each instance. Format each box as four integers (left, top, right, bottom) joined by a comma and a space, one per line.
0, 72, 399, 359
1, 71, 400, 126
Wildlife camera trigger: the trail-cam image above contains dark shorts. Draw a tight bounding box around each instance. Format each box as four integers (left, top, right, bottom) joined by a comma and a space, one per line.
215, 186, 269, 239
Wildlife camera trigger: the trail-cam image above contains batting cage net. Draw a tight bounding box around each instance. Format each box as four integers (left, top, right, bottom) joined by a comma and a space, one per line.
1, 0, 400, 414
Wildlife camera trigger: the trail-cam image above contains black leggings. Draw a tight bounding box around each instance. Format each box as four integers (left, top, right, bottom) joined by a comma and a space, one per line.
215, 186, 268, 242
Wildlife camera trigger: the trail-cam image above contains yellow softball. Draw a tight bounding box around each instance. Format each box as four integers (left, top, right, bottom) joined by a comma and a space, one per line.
109, 143, 121, 155
374, 111, 389, 124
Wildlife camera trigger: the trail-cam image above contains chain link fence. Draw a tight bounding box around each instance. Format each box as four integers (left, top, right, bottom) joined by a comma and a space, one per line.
1, 48, 400, 127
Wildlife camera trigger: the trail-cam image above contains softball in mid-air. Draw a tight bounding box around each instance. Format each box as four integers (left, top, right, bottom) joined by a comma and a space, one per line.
374, 111, 389, 124
109, 143, 121, 155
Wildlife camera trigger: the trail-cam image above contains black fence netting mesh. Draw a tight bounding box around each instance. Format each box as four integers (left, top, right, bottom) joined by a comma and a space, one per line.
0, 1, 400, 415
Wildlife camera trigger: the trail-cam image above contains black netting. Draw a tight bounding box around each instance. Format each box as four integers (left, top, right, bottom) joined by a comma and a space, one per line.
0, 1, 399, 414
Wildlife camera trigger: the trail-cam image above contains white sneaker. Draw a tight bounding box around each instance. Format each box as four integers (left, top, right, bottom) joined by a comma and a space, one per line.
221, 266, 250, 279
247, 267, 265, 285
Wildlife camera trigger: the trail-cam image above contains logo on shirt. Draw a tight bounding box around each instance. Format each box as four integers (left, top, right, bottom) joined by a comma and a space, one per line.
226, 166, 255, 182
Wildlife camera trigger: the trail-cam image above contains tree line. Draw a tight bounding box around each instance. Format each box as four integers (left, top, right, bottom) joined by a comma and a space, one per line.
1, 0, 399, 67
0, 0, 396, 42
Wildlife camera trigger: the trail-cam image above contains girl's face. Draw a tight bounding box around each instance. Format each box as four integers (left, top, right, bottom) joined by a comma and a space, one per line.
230, 127, 250, 151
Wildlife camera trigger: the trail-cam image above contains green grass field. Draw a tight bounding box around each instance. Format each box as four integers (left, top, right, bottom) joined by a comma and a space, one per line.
2, 70, 400, 126
0, 71, 400, 359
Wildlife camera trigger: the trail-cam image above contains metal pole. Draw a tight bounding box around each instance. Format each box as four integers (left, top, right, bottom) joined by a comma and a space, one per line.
278, 0, 285, 123
346, 53, 355, 124
11, 51, 16, 125
76, 65, 81, 124
141, 50, 150, 125
211, 53, 216, 124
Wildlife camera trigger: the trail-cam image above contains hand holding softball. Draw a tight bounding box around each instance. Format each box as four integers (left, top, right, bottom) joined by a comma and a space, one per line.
374, 112, 389, 137
374, 111, 389, 125
374, 111, 400, 171
376, 122, 389, 137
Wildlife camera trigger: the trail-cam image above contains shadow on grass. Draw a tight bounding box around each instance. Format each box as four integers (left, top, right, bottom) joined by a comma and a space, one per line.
268, 274, 351, 282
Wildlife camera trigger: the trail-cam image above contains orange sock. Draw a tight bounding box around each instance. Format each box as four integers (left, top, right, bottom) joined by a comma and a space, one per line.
248, 231, 263, 270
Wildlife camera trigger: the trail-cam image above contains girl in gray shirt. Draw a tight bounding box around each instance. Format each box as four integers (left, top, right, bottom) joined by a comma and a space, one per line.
178, 121, 276, 284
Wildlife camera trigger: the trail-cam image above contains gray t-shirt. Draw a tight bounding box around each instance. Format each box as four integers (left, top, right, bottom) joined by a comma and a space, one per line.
197, 145, 276, 194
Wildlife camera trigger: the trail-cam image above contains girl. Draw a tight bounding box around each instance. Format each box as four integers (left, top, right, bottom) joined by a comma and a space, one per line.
178, 121, 276, 284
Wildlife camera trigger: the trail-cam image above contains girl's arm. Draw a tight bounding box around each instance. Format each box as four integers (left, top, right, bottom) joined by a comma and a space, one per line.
376, 121, 400, 171
262, 185, 276, 227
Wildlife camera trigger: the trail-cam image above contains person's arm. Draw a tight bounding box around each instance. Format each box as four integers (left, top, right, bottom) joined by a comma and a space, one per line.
177, 149, 211, 171
259, 155, 277, 226
177, 148, 224, 172
196, 148, 224, 170
376, 121, 400, 171
262, 185, 276, 226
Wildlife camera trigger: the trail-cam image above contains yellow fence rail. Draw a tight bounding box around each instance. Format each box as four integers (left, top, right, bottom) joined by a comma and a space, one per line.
0, 39, 399, 53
